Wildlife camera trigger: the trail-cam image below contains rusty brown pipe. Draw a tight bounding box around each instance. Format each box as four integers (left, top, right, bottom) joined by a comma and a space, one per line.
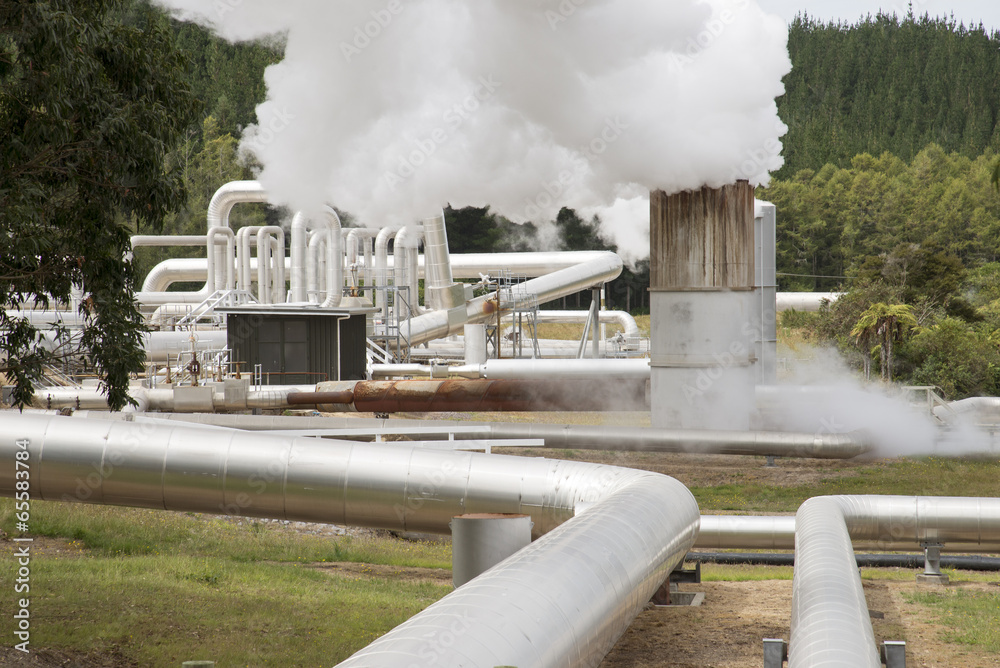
345, 379, 649, 413
286, 390, 356, 406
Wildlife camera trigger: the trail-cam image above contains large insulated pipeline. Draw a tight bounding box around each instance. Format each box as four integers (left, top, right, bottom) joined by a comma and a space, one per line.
698, 510, 1000, 553
139, 250, 618, 294
790, 496, 1000, 667
55, 411, 872, 460
0, 412, 699, 668
310, 378, 650, 412
475, 423, 869, 459
401, 251, 623, 347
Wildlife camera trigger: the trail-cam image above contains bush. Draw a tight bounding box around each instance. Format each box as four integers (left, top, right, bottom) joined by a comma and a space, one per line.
902, 318, 1000, 399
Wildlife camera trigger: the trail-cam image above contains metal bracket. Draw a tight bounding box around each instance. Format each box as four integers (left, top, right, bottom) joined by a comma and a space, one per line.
881, 640, 906, 667
763, 638, 788, 667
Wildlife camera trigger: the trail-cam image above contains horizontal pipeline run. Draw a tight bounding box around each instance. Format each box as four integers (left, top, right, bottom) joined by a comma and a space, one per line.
686, 551, 1000, 571
312, 379, 650, 413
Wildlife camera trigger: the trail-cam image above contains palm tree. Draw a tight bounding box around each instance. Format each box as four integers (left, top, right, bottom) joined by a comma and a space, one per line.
851, 303, 917, 381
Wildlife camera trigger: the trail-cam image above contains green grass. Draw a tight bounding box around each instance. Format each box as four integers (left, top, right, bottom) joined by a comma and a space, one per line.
690, 458, 1000, 512
1, 554, 450, 667
904, 589, 1000, 653
0, 500, 453, 666
699, 564, 794, 581
1, 499, 451, 568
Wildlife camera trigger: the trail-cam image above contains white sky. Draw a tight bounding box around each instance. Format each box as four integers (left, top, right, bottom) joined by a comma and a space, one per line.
755, 0, 1000, 32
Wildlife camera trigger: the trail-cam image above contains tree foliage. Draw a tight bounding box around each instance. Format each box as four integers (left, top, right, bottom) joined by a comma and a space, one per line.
0, 0, 200, 408
780, 12, 1000, 178
762, 145, 1000, 291
850, 303, 917, 381
904, 318, 1000, 398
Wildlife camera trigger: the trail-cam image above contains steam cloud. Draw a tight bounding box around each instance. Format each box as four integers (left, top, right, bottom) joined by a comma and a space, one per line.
154, 0, 790, 249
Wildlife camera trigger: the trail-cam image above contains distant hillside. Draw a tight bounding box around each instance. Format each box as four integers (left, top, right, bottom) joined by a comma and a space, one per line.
778, 12, 1000, 177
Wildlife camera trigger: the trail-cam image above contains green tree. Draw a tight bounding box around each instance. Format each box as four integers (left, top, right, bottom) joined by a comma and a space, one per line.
851, 303, 918, 381
904, 318, 1000, 398
0, 0, 200, 408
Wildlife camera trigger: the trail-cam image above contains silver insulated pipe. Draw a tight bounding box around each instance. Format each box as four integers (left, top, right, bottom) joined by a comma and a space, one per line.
790, 495, 1000, 667
0, 413, 700, 668
421, 210, 466, 311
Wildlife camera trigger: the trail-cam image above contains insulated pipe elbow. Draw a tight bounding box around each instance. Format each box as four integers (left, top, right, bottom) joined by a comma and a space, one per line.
206, 181, 268, 288
393, 225, 423, 316
790, 498, 882, 668
0, 413, 699, 668
790, 494, 1000, 668
402, 252, 623, 347
206, 181, 268, 232
319, 206, 343, 308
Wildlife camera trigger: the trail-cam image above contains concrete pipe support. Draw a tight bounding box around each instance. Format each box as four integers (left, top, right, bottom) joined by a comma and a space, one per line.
649, 182, 757, 430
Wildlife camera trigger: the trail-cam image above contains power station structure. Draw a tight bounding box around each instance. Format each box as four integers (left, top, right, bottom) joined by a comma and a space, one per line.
4, 179, 999, 667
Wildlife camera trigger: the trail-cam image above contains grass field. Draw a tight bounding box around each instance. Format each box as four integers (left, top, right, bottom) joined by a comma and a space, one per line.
1, 501, 451, 667
689, 457, 1000, 512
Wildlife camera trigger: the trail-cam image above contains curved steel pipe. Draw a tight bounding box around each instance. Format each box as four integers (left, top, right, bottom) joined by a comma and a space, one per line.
0, 413, 699, 668
791, 498, 882, 668
140, 251, 617, 295
791, 495, 1000, 667
393, 225, 423, 317
775, 292, 842, 312
401, 252, 623, 347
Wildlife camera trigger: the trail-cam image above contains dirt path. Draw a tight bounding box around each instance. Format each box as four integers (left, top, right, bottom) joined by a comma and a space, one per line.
601, 575, 999, 668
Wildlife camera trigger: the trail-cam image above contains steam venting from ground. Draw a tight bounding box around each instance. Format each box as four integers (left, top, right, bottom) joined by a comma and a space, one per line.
760, 350, 999, 458
154, 0, 790, 241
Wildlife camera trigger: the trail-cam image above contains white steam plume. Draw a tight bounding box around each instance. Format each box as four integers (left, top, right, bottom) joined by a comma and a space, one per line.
154, 0, 790, 234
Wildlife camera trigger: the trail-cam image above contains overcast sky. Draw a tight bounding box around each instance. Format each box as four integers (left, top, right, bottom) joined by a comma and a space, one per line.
756, 0, 1000, 32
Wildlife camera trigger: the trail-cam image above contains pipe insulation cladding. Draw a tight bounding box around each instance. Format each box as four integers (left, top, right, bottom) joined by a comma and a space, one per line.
0, 413, 700, 668
790, 495, 1000, 668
